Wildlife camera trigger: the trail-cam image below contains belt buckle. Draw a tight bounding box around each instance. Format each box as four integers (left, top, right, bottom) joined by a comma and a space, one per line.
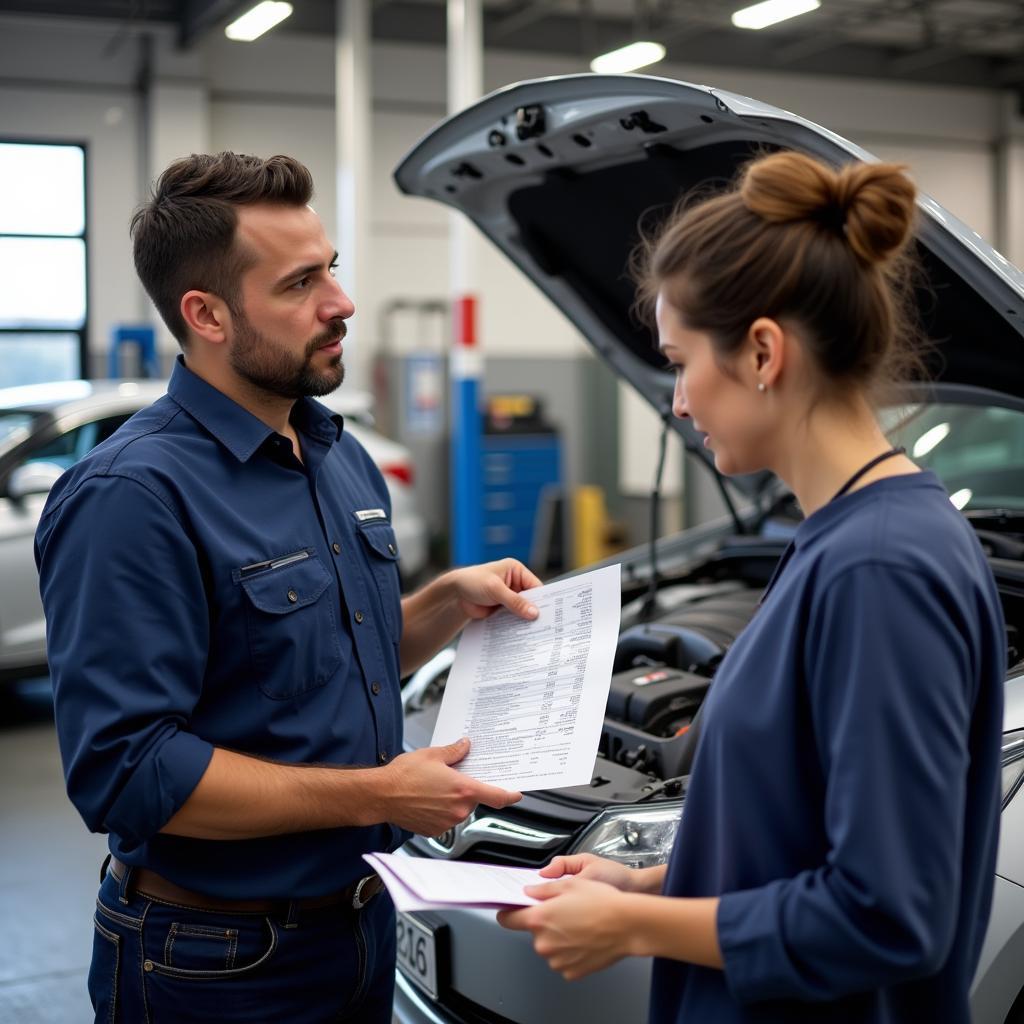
351, 874, 377, 910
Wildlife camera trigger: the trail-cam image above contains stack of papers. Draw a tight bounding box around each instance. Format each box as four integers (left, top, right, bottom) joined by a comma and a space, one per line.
364, 852, 544, 913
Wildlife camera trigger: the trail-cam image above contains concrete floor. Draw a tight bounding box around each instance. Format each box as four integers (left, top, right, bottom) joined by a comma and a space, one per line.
0, 679, 105, 1024
0, 679, 404, 1024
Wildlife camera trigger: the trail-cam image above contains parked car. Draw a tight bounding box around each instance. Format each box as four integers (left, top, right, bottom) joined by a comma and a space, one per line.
0, 378, 428, 682
389, 74, 1024, 1024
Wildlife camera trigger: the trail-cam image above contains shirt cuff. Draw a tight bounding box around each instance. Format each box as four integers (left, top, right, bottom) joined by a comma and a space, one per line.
105, 730, 214, 849
717, 882, 794, 1003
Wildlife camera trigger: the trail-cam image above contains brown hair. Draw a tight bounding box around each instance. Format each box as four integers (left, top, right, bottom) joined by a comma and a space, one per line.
636, 151, 925, 402
130, 152, 314, 345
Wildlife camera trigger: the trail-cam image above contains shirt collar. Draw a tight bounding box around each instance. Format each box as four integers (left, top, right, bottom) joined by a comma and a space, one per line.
793, 469, 946, 549
167, 356, 344, 462
758, 471, 945, 606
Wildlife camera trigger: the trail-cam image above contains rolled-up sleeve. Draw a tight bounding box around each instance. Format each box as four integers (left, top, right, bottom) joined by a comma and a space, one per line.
717, 562, 974, 1002
36, 473, 214, 848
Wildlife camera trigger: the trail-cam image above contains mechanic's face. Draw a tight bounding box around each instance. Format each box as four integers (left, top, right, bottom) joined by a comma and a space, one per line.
656, 291, 771, 477
229, 203, 354, 400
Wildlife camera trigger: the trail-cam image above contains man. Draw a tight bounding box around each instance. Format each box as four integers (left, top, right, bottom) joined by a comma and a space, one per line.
35, 152, 538, 1023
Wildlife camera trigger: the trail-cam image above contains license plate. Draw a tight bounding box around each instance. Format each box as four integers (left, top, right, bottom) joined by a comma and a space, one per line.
396, 912, 439, 999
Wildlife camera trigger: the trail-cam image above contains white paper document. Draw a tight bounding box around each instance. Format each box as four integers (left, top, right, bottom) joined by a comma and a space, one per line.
431, 563, 621, 791
363, 852, 543, 912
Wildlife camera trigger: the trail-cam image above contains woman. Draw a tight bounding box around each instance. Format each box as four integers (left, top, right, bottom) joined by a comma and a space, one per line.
498, 151, 1006, 1023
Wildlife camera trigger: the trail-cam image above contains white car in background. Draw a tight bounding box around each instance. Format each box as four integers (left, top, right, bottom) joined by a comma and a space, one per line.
0, 378, 427, 683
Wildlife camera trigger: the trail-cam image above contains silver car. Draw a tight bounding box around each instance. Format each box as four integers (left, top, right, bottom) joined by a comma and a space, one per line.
388, 75, 1024, 1024
0, 379, 428, 682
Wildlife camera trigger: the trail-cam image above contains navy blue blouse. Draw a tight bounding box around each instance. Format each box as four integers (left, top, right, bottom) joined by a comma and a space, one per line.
650, 472, 1005, 1023
36, 358, 405, 899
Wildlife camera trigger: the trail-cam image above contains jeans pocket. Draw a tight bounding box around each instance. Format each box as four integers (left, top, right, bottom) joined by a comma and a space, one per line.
146, 916, 278, 980
163, 922, 239, 971
89, 915, 121, 1024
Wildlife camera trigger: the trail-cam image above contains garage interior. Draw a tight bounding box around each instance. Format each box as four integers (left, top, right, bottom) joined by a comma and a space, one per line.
2, 1, 1024, 1022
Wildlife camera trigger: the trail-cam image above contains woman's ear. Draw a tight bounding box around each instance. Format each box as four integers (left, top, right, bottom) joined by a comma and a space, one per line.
746, 317, 785, 391
180, 290, 230, 347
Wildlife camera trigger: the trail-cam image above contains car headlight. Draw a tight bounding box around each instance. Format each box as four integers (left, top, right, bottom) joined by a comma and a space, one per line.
570, 802, 683, 868
567, 732, 1024, 868
1002, 729, 1024, 809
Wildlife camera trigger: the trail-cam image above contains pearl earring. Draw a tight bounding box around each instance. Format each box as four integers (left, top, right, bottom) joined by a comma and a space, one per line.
757, 382, 767, 392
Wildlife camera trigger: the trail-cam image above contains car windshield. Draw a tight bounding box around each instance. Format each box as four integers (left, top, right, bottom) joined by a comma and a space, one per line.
883, 402, 1024, 511
0, 410, 40, 455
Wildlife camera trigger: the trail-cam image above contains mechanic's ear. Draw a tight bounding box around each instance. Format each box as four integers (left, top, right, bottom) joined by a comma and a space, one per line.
181, 290, 230, 347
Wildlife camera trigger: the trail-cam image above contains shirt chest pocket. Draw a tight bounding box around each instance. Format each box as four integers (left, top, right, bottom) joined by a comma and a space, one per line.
235, 550, 343, 700
354, 521, 402, 639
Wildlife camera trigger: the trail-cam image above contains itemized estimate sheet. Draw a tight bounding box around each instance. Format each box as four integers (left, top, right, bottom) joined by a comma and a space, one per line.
431, 563, 621, 791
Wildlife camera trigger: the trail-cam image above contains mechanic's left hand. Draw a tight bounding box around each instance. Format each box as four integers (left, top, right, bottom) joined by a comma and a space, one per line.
497, 877, 633, 980
449, 559, 542, 621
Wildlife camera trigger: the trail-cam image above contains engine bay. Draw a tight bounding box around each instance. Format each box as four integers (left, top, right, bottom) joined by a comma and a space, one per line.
404, 513, 1024, 796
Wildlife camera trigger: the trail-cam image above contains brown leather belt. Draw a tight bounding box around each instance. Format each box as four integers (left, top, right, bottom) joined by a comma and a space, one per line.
108, 856, 384, 915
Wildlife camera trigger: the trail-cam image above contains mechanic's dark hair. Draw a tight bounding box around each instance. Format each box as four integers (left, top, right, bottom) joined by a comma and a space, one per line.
635, 151, 927, 402
130, 152, 314, 346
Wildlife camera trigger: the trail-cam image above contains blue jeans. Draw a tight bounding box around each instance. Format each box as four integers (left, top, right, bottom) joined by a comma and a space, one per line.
89, 863, 396, 1024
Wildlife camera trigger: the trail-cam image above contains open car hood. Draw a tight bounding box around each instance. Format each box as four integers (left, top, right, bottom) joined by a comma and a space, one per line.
395, 73, 1024, 495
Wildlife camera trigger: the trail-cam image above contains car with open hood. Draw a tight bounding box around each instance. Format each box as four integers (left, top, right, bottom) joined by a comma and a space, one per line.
389, 74, 1024, 1024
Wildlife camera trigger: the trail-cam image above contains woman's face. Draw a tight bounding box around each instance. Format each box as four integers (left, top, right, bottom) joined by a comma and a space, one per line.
655, 291, 771, 477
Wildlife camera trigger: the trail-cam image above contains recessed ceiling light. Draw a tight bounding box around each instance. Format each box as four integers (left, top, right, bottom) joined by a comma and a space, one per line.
731, 0, 821, 31
590, 41, 667, 75
225, 1, 293, 42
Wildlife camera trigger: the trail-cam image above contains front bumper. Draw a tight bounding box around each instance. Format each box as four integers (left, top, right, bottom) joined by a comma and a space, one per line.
391, 904, 652, 1024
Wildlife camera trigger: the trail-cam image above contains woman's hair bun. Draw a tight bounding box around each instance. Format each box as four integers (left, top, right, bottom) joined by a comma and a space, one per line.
739, 151, 916, 266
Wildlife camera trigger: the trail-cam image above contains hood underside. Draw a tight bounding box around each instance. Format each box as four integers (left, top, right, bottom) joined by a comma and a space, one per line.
395, 73, 1024, 489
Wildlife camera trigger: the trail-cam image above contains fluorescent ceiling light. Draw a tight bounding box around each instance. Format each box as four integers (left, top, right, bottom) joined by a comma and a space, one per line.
591, 41, 666, 75
225, 1, 293, 42
731, 0, 820, 30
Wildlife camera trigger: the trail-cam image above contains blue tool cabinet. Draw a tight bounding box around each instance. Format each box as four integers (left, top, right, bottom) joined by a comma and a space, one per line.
480, 434, 561, 565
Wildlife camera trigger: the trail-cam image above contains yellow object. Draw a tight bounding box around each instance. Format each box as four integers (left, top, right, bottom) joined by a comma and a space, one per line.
573, 485, 608, 568
488, 394, 536, 419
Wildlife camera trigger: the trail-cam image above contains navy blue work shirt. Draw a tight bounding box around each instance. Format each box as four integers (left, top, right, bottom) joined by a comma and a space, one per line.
35, 358, 406, 899
650, 472, 1005, 1023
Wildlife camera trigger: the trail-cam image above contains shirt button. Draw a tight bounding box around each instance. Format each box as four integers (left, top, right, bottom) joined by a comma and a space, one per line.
332, 542, 341, 555
388, 543, 397, 555
287, 589, 298, 603
371, 681, 381, 695
378, 751, 389, 764
354, 610, 364, 624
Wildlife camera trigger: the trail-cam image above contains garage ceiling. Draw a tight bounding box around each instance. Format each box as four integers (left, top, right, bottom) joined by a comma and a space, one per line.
1, 0, 1022, 92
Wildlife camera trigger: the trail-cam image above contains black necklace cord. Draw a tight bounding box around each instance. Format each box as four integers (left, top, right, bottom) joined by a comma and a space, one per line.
831, 446, 907, 502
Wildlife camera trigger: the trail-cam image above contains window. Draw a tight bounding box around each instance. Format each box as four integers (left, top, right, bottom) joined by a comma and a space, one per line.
885, 402, 1024, 511
0, 142, 87, 388
22, 414, 132, 472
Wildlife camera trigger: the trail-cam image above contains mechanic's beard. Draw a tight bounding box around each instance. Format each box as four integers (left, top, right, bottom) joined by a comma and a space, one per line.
229, 315, 345, 399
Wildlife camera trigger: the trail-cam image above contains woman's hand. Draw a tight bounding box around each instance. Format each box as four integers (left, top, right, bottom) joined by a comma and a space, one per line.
539, 853, 641, 892
498, 877, 635, 980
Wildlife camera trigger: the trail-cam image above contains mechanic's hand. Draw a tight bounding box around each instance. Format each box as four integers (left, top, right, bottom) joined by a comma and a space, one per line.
379, 737, 521, 836
497, 877, 633, 980
539, 854, 641, 892
448, 559, 542, 622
